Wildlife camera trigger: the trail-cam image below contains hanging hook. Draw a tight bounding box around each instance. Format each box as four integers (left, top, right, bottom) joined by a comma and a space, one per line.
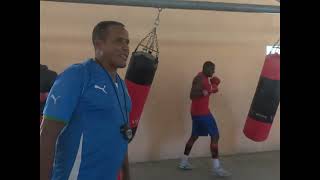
154, 8, 162, 27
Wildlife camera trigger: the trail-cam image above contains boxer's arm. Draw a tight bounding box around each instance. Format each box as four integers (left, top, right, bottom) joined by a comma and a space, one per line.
190, 76, 205, 100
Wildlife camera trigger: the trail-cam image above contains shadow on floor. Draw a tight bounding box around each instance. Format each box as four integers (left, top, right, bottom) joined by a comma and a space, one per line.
131, 151, 280, 180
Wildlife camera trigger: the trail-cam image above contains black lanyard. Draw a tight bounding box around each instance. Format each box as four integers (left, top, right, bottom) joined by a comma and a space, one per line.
95, 59, 128, 125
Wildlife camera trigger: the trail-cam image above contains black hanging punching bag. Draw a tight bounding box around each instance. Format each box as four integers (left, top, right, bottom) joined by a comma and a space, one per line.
125, 27, 159, 142
125, 52, 158, 139
243, 52, 280, 142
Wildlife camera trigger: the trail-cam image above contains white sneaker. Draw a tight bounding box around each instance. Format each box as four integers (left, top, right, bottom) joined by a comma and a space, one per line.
179, 160, 193, 170
212, 167, 231, 177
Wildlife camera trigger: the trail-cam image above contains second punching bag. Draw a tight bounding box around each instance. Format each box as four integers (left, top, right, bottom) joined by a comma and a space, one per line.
243, 52, 280, 142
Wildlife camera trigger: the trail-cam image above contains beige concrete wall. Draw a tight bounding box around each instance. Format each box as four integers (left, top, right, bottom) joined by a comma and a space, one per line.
40, 1, 280, 163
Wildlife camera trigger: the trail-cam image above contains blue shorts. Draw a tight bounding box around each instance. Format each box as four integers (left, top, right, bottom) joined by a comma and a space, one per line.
191, 113, 219, 137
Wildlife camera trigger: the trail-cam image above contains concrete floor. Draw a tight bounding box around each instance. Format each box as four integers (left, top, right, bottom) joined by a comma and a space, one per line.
130, 151, 280, 180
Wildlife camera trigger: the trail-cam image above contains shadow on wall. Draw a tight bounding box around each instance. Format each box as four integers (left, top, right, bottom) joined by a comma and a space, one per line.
141, 77, 190, 161
212, 90, 238, 155
129, 60, 196, 160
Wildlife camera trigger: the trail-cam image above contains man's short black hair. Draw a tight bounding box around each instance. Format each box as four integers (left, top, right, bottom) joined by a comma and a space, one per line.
203, 61, 215, 70
92, 21, 125, 47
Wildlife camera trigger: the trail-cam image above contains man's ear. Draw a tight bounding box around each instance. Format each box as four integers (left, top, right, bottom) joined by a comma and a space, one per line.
94, 39, 104, 50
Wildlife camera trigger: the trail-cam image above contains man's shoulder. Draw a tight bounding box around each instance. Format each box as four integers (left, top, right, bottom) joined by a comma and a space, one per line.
61, 59, 93, 75
193, 74, 203, 82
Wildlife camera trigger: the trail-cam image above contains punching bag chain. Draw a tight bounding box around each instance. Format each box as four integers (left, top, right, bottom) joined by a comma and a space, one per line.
154, 8, 162, 27
135, 8, 163, 58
